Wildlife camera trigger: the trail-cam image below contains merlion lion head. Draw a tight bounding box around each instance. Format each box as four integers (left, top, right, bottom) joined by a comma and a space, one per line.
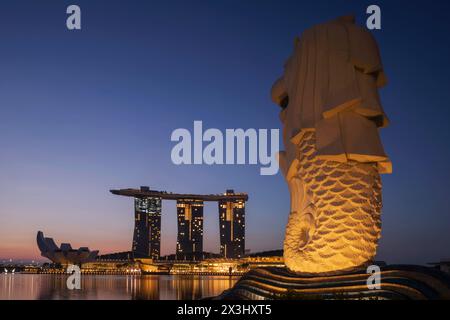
271, 16, 392, 274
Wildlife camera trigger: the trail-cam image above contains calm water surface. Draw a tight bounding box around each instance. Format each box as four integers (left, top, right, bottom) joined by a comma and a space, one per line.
0, 274, 239, 300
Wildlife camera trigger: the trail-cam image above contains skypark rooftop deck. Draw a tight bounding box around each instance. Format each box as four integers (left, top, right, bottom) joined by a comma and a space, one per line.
110, 187, 248, 201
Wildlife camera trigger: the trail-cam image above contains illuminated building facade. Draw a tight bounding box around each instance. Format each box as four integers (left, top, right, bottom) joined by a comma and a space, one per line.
111, 186, 248, 261
133, 192, 162, 259
176, 199, 204, 260
218, 190, 245, 259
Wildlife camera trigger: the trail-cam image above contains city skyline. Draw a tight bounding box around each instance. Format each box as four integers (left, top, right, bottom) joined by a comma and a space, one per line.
1, 0, 450, 265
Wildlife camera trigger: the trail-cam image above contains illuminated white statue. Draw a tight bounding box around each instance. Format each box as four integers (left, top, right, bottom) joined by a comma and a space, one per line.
272, 16, 391, 274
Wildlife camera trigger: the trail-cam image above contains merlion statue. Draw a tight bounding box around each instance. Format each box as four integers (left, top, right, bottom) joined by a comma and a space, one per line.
222, 16, 450, 301
271, 16, 392, 274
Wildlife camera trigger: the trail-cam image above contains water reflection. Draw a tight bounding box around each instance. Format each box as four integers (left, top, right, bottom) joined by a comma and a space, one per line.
0, 274, 238, 300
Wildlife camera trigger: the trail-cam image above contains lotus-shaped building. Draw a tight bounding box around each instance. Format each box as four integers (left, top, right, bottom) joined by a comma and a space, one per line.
36, 231, 98, 265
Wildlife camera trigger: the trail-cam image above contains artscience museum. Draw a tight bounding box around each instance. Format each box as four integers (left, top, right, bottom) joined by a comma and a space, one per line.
36, 231, 98, 265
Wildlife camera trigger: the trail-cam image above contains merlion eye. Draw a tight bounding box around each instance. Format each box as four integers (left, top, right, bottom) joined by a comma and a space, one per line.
279, 95, 289, 109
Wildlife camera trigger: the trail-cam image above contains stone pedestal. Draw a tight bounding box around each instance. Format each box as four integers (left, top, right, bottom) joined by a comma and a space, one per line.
219, 265, 450, 300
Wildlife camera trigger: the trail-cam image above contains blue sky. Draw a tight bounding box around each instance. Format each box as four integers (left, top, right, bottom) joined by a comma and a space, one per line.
0, 0, 449, 264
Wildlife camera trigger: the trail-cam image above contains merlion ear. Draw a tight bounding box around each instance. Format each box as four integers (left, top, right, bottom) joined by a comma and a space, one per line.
271, 76, 287, 107
335, 15, 355, 24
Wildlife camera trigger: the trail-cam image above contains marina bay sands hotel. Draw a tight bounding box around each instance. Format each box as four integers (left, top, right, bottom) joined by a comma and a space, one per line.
110, 187, 248, 261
